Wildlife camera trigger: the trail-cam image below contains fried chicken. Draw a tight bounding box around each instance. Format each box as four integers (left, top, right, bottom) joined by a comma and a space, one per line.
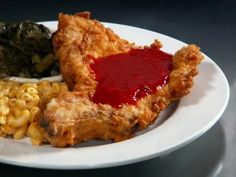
52, 12, 134, 96
40, 12, 204, 147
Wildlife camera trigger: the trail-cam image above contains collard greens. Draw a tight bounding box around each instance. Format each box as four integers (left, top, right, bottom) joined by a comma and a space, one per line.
0, 21, 59, 78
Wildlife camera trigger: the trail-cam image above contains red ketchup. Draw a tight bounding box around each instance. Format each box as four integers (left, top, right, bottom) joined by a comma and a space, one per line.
89, 48, 173, 108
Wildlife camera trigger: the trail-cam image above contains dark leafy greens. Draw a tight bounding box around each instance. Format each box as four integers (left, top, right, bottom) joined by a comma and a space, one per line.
0, 21, 59, 78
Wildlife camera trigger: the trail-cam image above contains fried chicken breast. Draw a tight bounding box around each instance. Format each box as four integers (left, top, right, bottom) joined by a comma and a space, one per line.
41, 12, 203, 147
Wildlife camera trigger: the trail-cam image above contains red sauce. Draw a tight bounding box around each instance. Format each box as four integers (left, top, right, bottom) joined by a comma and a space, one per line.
89, 48, 173, 108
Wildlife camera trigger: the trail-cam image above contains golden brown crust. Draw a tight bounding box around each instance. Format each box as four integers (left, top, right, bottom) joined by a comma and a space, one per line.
42, 12, 204, 147
53, 12, 134, 94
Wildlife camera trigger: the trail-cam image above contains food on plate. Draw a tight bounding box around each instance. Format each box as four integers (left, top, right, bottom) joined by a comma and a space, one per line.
0, 21, 59, 78
40, 12, 204, 147
0, 80, 68, 145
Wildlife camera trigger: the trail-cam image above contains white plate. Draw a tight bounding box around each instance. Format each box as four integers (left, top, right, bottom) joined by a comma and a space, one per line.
0, 21, 229, 169
3, 75, 63, 83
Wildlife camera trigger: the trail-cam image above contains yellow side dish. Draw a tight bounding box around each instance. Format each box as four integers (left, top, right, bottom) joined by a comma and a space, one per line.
0, 80, 68, 145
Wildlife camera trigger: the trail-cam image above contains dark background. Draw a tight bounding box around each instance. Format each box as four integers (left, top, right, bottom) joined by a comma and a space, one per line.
1, 0, 236, 176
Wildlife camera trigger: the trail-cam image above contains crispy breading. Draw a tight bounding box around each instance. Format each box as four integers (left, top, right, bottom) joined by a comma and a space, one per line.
53, 12, 134, 96
41, 12, 203, 147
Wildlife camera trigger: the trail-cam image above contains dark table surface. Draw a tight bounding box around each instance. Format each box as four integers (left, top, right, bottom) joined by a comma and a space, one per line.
1, 0, 235, 176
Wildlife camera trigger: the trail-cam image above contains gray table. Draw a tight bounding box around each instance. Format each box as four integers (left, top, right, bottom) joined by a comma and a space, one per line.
1, 0, 235, 176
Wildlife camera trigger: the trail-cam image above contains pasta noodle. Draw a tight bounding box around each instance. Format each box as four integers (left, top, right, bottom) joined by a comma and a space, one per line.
0, 80, 68, 145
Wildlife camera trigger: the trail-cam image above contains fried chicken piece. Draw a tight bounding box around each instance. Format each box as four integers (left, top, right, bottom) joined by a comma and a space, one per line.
41, 12, 203, 147
53, 12, 134, 96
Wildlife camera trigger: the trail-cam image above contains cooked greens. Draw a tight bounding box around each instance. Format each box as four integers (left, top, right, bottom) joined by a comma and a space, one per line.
0, 21, 59, 78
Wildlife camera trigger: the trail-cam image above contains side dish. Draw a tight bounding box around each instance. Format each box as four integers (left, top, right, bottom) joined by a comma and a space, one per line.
0, 81, 67, 145
0, 21, 59, 78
